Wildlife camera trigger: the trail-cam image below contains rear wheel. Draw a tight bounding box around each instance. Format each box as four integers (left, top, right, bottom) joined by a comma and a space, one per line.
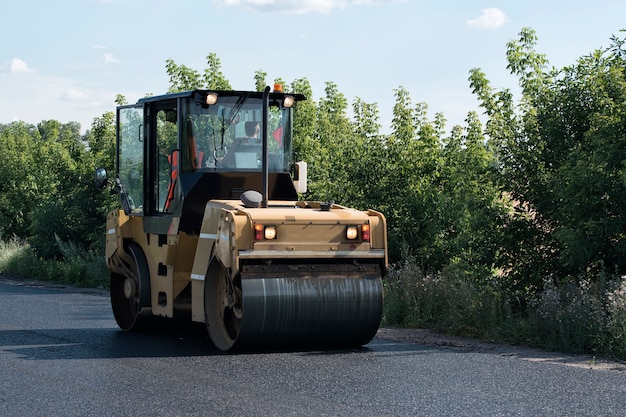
204, 259, 242, 350
110, 243, 151, 331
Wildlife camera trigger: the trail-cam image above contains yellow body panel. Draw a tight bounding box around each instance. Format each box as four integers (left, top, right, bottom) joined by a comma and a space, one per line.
105, 200, 387, 324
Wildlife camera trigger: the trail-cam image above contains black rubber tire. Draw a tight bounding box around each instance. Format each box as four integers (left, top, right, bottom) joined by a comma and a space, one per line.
204, 259, 242, 351
110, 242, 151, 331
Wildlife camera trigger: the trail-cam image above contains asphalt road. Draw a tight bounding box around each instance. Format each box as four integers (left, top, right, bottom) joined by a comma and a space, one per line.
1, 278, 626, 417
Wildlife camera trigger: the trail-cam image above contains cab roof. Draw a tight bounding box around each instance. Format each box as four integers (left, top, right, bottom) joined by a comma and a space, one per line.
134, 89, 307, 106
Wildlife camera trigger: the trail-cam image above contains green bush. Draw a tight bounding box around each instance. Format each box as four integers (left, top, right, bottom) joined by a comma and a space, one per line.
0, 237, 108, 288
383, 256, 626, 359
521, 272, 626, 357
383, 255, 503, 338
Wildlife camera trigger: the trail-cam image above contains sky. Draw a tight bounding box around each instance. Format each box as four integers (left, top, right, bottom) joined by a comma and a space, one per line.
1, 0, 625, 134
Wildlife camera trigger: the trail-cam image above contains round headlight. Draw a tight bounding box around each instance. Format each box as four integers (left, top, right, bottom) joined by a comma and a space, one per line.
264, 226, 277, 240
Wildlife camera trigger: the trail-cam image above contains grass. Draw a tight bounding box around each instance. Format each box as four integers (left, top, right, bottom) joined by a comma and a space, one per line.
382, 255, 626, 360
0, 236, 109, 288
382, 256, 504, 339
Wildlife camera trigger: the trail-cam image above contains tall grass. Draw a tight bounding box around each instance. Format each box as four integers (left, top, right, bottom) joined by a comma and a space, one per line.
0, 237, 28, 271
383, 255, 626, 359
0, 236, 109, 288
519, 273, 626, 358
382, 256, 505, 339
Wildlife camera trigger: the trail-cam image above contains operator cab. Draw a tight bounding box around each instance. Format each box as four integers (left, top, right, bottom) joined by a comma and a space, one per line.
99, 87, 306, 235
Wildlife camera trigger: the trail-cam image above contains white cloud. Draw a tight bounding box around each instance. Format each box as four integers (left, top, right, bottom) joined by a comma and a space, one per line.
213, 0, 401, 13
467, 8, 507, 30
0, 73, 117, 132
60, 88, 113, 110
11, 58, 33, 73
61, 89, 91, 102
104, 53, 120, 63
0, 58, 35, 73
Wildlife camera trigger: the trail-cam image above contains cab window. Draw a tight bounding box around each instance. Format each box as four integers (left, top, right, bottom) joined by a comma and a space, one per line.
117, 106, 144, 213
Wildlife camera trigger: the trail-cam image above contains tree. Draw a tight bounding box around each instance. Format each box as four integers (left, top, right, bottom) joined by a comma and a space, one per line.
289, 77, 318, 167
29, 115, 117, 259
203, 53, 232, 90
472, 27, 626, 290
0, 122, 39, 238
254, 70, 267, 92
165, 59, 203, 92
439, 112, 505, 279
537, 45, 626, 273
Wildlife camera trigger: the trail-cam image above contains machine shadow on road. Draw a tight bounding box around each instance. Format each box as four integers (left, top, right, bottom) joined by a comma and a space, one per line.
0, 319, 215, 361
0, 324, 438, 361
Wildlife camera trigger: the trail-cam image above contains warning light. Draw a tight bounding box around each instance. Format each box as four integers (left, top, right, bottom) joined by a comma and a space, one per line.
361, 224, 370, 242
254, 224, 263, 240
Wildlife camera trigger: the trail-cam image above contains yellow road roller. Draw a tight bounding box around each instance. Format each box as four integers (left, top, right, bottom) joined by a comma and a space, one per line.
95, 86, 387, 351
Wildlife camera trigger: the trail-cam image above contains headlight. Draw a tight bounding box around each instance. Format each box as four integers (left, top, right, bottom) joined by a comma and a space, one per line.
346, 226, 359, 240
264, 226, 277, 240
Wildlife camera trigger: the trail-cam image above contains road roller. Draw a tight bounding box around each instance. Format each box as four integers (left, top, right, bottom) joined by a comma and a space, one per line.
95, 86, 387, 351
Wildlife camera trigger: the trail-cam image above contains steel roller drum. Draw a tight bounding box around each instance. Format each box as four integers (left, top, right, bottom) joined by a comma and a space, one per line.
235, 263, 383, 349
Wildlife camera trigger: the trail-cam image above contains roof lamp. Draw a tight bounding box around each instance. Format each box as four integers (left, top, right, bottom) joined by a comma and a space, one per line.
283, 95, 295, 108
205, 93, 218, 105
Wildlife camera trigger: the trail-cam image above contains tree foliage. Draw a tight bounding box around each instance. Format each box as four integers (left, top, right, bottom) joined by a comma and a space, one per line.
0, 115, 116, 259
0, 122, 40, 238
166, 53, 232, 92
473, 28, 626, 291
0, 52, 505, 275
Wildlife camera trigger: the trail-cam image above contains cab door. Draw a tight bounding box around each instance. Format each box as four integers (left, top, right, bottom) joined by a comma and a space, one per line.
116, 104, 144, 214
143, 99, 179, 216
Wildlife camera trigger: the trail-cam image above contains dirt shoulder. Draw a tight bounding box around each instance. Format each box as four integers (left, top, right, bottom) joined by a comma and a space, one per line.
0, 273, 109, 296
376, 327, 626, 373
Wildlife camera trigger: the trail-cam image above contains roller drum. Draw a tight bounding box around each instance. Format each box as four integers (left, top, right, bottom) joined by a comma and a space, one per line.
235, 263, 383, 349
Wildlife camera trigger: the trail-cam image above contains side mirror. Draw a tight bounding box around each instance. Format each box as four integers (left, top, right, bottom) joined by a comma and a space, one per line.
293, 161, 307, 194
95, 168, 108, 189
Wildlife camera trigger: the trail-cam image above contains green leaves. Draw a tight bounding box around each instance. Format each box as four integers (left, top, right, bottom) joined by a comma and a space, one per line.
165, 53, 232, 92
0, 122, 40, 238
475, 27, 626, 287
0, 113, 117, 260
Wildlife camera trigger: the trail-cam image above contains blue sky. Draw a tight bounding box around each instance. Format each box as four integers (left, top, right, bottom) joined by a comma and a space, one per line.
1, 0, 624, 134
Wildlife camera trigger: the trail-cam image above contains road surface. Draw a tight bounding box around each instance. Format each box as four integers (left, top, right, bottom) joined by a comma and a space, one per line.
1, 277, 625, 416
